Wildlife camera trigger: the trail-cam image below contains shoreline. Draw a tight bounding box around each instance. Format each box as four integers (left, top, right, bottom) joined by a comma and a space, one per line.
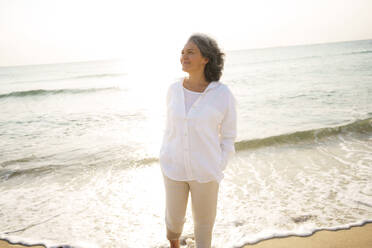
242, 222, 372, 248
0, 239, 45, 248
1, 223, 372, 248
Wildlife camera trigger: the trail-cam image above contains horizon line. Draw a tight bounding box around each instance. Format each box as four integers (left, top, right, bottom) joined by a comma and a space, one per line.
1, 37, 371, 69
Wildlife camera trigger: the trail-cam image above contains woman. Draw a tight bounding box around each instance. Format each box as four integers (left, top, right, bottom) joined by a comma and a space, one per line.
159, 33, 237, 248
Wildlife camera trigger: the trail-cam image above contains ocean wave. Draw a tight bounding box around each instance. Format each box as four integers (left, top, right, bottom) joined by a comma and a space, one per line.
0, 167, 54, 181
8, 72, 127, 85
0, 157, 159, 181
0, 87, 122, 99
0, 156, 37, 167
345, 50, 372, 55
229, 49, 372, 66
281, 49, 372, 62
231, 55, 321, 66
238, 220, 372, 247
2, 118, 371, 177
235, 117, 372, 151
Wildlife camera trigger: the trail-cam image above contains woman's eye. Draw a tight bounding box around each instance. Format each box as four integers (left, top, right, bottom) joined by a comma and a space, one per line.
181, 51, 193, 55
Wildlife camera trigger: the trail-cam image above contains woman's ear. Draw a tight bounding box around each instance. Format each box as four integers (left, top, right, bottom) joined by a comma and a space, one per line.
203, 57, 209, 65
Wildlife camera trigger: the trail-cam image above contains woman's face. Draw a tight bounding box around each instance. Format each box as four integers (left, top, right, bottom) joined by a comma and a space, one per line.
180, 41, 208, 73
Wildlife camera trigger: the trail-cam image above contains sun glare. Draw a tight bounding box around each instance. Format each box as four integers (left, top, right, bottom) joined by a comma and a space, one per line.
1, 0, 371, 66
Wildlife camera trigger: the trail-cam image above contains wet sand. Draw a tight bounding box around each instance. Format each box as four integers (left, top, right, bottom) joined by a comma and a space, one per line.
1, 223, 372, 247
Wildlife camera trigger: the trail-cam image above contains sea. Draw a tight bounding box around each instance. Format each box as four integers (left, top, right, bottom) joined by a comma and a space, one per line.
0, 39, 371, 248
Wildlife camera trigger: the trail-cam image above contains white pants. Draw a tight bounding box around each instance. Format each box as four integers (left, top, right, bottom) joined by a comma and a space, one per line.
162, 174, 219, 248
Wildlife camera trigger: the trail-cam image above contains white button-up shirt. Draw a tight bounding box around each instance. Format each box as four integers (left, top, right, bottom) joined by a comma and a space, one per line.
159, 77, 237, 183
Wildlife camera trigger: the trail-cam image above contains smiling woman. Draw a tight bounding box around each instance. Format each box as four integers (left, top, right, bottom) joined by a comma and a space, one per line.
159, 33, 237, 248
1, 1, 372, 248
0, 32, 371, 248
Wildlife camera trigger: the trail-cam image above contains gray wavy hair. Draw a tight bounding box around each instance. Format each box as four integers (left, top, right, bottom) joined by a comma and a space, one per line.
187, 33, 225, 82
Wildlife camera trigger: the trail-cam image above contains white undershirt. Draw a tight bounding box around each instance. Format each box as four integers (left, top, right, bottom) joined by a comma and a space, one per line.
183, 86, 202, 114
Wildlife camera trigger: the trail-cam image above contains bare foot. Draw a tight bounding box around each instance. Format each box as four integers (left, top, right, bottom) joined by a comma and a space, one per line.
169, 239, 180, 248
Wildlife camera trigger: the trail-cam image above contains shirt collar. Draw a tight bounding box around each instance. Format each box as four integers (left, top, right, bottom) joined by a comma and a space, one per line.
179, 78, 220, 93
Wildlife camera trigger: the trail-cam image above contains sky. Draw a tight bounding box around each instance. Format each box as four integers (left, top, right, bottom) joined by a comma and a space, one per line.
0, 0, 372, 67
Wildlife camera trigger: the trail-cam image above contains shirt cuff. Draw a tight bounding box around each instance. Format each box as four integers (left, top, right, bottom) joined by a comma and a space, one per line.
220, 148, 235, 171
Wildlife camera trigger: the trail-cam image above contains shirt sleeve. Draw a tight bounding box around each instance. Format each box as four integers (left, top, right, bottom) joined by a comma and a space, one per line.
219, 89, 237, 171
162, 85, 172, 139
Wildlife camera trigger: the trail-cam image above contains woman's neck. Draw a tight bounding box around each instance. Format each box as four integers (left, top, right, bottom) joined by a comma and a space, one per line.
184, 73, 209, 92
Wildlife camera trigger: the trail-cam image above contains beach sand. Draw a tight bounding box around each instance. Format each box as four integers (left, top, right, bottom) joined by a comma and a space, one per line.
1, 223, 371, 248
0, 239, 45, 248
